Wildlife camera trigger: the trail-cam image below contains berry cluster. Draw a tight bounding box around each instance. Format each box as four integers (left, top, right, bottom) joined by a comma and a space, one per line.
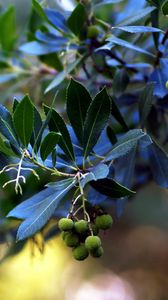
58, 214, 113, 261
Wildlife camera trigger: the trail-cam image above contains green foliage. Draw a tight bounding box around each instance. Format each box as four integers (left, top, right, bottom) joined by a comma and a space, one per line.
0, 0, 168, 263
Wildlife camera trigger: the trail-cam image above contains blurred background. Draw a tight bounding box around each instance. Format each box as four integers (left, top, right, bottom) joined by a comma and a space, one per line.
0, 183, 168, 300
0, 1, 168, 299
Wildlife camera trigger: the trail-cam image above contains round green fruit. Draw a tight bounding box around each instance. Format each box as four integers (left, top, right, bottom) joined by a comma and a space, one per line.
65, 232, 79, 247
85, 235, 101, 251
90, 246, 104, 258
61, 231, 69, 241
58, 218, 74, 231
92, 224, 99, 235
87, 25, 99, 39
74, 220, 88, 234
95, 214, 113, 230
165, 81, 168, 89
72, 244, 89, 261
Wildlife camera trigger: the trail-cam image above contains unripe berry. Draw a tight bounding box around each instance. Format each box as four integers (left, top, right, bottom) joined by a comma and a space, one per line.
74, 220, 88, 234
166, 81, 168, 89
87, 25, 100, 39
72, 244, 89, 261
65, 232, 79, 247
92, 224, 99, 235
58, 218, 74, 231
90, 246, 104, 258
95, 214, 113, 230
61, 231, 69, 241
85, 235, 101, 251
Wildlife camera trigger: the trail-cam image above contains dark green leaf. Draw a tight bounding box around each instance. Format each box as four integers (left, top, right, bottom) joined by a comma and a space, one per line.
30, 106, 43, 152
90, 178, 135, 198
139, 83, 155, 126
111, 97, 129, 131
0, 104, 18, 146
83, 88, 111, 158
52, 150, 56, 167
44, 105, 75, 162
66, 78, 92, 144
162, 0, 168, 15
13, 95, 34, 148
113, 69, 129, 96
39, 53, 63, 71
67, 3, 86, 36
40, 131, 61, 161
106, 126, 117, 145
32, 0, 49, 22
0, 135, 15, 156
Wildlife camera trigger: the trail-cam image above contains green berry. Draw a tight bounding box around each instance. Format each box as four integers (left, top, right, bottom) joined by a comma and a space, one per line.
74, 220, 88, 234
90, 246, 104, 258
61, 231, 69, 241
166, 81, 168, 89
92, 224, 99, 235
64, 232, 79, 247
58, 218, 74, 231
87, 25, 99, 39
95, 214, 113, 230
72, 244, 89, 261
85, 235, 101, 251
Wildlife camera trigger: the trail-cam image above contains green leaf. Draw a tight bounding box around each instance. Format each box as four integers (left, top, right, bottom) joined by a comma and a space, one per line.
39, 53, 63, 71
0, 105, 19, 146
66, 78, 92, 144
44, 105, 75, 162
13, 95, 34, 148
162, 0, 168, 15
40, 132, 61, 161
113, 69, 129, 96
83, 88, 111, 159
30, 106, 42, 153
91, 178, 135, 198
0, 5, 17, 53
106, 126, 117, 145
0, 135, 15, 156
51, 150, 56, 167
139, 83, 155, 126
32, 0, 49, 22
111, 97, 129, 131
67, 3, 86, 36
